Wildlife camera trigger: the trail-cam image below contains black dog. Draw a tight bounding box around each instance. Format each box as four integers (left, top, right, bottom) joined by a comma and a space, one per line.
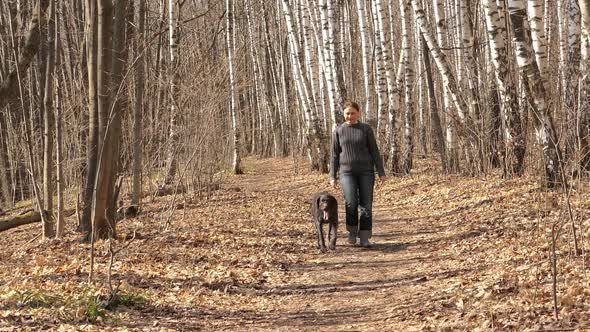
311, 192, 338, 252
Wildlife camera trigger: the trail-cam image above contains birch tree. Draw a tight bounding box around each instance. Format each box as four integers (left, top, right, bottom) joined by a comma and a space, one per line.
411, 0, 469, 134
400, 0, 415, 174
227, 0, 242, 174
421, 34, 447, 170
370, 0, 388, 145
432, 0, 458, 171
280, 0, 329, 172
373, 0, 401, 173
508, 0, 561, 185
577, 0, 590, 169
318, 0, 342, 126
483, 0, 525, 175
355, 0, 373, 124
528, 0, 548, 80
164, 0, 181, 183
459, 0, 483, 172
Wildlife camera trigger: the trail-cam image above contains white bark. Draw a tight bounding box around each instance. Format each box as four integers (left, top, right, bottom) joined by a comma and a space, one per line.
376, 0, 401, 172
355, 0, 373, 123
318, 0, 340, 127
281, 0, 329, 172
226, 0, 242, 174
527, 0, 548, 80
483, 0, 525, 175
432, 0, 458, 170
164, 0, 180, 183
400, 0, 414, 174
508, 0, 561, 184
411, 0, 468, 125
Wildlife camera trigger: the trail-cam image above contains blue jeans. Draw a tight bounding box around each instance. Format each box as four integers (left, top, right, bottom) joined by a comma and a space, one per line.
340, 171, 375, 235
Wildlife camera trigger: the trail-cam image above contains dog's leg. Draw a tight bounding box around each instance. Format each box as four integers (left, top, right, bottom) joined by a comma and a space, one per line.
315, 220, 327, 252
328, 222, 337, 250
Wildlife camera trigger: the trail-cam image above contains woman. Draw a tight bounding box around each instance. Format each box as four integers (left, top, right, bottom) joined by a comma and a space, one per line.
330, 101, 386, 247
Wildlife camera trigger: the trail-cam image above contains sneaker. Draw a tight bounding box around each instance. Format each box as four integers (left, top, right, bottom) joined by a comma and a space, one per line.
359, 230, 372, 248
359, 238, 371, 248
347, 232, 357, 245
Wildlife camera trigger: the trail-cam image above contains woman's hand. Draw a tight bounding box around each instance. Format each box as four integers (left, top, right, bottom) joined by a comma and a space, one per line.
330, 179, 337, 188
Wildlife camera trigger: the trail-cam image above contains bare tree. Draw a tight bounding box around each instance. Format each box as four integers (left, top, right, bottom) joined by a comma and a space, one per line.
131, 0, 146, 206
0, 0, 51, 112
81, 0, 99, 234
91, 0, 128, 239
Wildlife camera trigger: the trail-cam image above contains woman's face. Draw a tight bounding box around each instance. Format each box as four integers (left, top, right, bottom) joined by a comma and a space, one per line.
343, 107, 360, 124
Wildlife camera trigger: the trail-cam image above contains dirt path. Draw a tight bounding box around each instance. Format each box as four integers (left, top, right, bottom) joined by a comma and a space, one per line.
215, 157, 491, 331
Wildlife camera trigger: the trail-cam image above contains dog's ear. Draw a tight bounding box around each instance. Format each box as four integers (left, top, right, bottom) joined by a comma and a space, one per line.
330, 196, 337, 210
316, 194, 322, 209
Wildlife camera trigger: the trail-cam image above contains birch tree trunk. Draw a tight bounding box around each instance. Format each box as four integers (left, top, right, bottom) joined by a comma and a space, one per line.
508, 0, 561, 186
373, 0, 401, 174
411, 0, 469, 132
280, 0, 328, 172
577, 0, 590, 169
355, 0, 373, 124
460, 0, 484, 173
164, 0, 181, 183
483, 0, 525, 176
227, 0, 242, 174
421, 34, 447, 170
433, 0, 458, 171
370, 0, 388, 145
527, 0, 548, 80
400, 0, 415, 174
559, 0, 581, 160
246, 0, 275, 155
301, 0, 322, 127
318, 0, 341, 126
261, 1, 287, 156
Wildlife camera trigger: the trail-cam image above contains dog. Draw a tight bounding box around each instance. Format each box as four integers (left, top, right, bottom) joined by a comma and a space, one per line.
311, 192, 338, 252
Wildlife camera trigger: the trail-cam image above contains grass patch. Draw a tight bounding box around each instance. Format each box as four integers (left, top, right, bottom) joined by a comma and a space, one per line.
117, 291, 147, 307
71, 293, 107, 322
1, 290, 63, 309
1, 288, 149, 323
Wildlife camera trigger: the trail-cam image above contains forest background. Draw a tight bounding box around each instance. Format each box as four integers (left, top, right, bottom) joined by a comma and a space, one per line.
2, 0, 590, 330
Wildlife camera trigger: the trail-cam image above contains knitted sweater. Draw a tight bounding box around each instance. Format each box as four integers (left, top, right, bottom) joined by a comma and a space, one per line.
330, 122, 385, 179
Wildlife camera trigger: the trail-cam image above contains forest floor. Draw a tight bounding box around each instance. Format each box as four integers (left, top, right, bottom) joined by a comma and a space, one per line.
2, 157, 590, 331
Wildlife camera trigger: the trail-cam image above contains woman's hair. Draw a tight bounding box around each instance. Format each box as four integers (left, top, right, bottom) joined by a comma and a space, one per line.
343, 100, 360, 112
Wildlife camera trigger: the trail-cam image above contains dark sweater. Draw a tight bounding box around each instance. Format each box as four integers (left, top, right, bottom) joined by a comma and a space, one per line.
330, 122, 385, 179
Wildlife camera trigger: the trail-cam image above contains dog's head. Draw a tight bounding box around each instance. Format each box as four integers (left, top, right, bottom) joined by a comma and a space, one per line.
316, 193, 337, 220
